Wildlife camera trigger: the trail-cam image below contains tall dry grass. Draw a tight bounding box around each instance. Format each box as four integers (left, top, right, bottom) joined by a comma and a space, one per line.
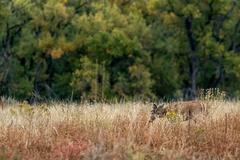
0, 99, 240, 159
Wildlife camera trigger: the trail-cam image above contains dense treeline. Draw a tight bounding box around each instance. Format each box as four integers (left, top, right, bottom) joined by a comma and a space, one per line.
0, 0, 240, 102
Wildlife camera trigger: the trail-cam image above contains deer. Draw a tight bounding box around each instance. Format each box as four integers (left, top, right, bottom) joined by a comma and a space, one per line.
149, 101, 208, 123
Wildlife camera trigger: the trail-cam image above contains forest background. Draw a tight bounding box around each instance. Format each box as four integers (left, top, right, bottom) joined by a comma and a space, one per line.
1, 0, 240, 102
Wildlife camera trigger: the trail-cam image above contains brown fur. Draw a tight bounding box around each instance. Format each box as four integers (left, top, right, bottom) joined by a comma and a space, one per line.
149, 101, 207, 123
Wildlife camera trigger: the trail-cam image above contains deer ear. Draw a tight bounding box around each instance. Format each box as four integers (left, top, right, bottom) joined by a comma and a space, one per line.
158, 104, 164, 109
153, 103, 158, 110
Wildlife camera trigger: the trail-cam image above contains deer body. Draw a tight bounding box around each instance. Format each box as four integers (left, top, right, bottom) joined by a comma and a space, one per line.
149, 101, 207, 123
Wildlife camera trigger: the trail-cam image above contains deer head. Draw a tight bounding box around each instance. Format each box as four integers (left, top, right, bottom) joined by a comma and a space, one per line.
149, 103, 166, 123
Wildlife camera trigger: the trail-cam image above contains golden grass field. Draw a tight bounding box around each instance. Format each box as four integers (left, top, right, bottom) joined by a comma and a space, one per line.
0, 99, 240, 160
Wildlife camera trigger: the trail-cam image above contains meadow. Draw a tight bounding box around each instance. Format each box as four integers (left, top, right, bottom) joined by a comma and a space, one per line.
0, 98, 240, 160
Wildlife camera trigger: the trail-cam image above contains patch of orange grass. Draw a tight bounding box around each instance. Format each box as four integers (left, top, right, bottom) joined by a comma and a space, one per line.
0, 122, 90, 160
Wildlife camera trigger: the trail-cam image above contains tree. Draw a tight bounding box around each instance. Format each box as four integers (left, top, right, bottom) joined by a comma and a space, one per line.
1, 0, 240, 101
147, 0, 240, 99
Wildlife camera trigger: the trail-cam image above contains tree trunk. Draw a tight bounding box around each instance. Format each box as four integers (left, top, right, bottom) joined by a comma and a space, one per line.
185, 17, 198, 99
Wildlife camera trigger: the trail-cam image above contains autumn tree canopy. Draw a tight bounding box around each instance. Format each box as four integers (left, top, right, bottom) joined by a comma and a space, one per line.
0, 0, 240, 101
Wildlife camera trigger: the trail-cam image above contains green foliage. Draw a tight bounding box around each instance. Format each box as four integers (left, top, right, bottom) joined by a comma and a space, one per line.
147, 0, 240, 98
71, 56, 99, 100
1, 0, 240, 101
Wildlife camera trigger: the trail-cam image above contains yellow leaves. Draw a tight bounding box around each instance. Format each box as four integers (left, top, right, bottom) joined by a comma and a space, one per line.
43, 0, 69, 21
166, 110, 180, 122
166, 110, 177, 119
73, 13, 107, 33
58, 36, 76, 52
49, 35, 76, 59
38, 32, 77, 59
38, 32, 63, 58
95, 12, 104, 23
146, 0, 159, 15
49, 48, 64, 59
61, 0, 68, 5
55, 2, 68, 19
161, 12, 178, 25
38, 32, 54, 52
73, 14, 91, 32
